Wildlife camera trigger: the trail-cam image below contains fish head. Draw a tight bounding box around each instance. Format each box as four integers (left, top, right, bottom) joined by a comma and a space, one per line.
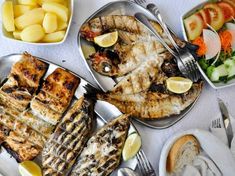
89, 52, 118, 76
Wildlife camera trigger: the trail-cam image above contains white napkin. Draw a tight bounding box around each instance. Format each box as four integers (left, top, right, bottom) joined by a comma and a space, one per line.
209, 114, 228, 145
210, 113, 235, 160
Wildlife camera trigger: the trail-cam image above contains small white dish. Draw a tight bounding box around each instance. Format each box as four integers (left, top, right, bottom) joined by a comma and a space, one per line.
1, 0, 74, 45
181, 1, 235, 89
159, 129, 235, 176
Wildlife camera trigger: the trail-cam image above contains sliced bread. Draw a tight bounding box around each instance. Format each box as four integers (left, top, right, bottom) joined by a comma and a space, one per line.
167, 135, 200, 173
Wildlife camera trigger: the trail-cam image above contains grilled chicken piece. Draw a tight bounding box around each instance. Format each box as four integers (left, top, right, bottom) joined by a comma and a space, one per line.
9, 53, 48, 94
42, 97, 94, 176
31, 68, 80, 125
98, 82, 203, 119
70, 114, 130, 176
0, 124, 41, 162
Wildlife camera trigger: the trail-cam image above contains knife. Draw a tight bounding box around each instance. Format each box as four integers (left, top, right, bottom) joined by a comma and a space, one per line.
218, 98, 234, 147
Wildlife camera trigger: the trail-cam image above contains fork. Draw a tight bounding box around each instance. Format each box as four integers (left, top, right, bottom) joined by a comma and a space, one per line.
212, 118, 222, 128
133, 0, 200, 82
136, 149, 156, 176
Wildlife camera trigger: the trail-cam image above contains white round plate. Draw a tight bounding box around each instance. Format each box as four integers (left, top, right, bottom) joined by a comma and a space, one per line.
159, 129, 235, 176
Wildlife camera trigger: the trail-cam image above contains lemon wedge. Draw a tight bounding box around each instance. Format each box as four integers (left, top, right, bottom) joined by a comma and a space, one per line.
166, 77, 193, 94
94, 31, 118, 47
19, 161, 42, 176
122, 133, 141, 161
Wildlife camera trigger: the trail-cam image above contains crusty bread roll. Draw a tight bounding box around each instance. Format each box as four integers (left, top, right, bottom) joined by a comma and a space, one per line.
167, 135, 200, 173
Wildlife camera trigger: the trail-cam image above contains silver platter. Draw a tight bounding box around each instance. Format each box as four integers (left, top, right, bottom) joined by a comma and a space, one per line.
77, 1, 201, 129
0, 54, 137, 176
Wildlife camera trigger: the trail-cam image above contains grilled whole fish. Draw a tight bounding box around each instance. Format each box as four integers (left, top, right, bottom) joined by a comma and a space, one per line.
98, 82, 203, 119
70, 114, 130, 176
31, 68, 80, 125
81, 15, 184, 77
42, 97, 94, 176
80, 15, 184, 46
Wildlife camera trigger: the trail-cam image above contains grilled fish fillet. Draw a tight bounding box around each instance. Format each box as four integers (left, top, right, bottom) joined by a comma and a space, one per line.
111, 53, 171, 94
0, 112, 46, 148
0, 124, 41, 162
42, 97, 94, 176
0, 53, 48, 111
10, 53, 48, 94
70, 114, 130, 176
20, 110, 54, 138
98, 82, 203, 119
31, 68, 80, 125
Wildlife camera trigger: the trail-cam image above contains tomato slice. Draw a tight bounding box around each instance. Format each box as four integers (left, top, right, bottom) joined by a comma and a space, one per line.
198, 9, 211, 28
204, 3, 225, 30
218, 2, 235, 22
184, 14, 204, 40
222, 0, 235, 11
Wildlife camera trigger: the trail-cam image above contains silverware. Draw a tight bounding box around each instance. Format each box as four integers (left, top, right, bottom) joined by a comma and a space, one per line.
212, 118, 222, 128
134, 13, 188, 78
134, 0, 200, 82
218, 98, 234, 147
136, 149, 156, 176
118, 168, 138, 176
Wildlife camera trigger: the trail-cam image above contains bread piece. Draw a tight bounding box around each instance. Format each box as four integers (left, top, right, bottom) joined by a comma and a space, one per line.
167, 135, 200, 173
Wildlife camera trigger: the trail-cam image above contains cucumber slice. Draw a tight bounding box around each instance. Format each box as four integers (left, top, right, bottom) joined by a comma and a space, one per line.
210, 64, 228, 82
228, 65, 235, 78
224, 59, 235, 78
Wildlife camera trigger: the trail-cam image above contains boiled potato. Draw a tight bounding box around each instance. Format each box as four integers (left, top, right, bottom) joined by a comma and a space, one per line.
21, 24, 45, 42
15, 8, 45, 30
2, 1, 15, 32
37, 0, 65, 5
43, 12, 57, 33
14, 5, 34, 17
18, 0, 37, 6
42, 30, 65, 42
57, 20, 67, 30
42, 2, 68, 22
13, 31, 22, 40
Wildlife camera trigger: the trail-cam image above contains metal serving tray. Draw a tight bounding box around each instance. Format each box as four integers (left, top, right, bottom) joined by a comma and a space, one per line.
0, 54, 137, 176
77, 1, 200, 129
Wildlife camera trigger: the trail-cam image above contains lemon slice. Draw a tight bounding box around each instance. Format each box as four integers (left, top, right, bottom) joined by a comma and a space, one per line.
19, 161, 42, 176
166, 77, 193, 94
122, 133, 141, 161
94, 31, 118, 47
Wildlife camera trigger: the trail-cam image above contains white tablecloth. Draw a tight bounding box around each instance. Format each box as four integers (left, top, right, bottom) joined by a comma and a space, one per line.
0, 0, 235, 173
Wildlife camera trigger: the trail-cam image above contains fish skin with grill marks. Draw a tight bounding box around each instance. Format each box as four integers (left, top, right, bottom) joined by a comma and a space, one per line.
42, 97, 94, 176
70, 114, 129, 176
98, 82, 203, 119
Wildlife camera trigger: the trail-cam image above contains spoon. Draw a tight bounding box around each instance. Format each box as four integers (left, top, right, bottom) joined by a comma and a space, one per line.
117, 167, 138, 176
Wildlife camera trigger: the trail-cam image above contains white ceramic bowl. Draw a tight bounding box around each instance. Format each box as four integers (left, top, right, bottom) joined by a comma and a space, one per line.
181, 1, 235, 89
159, 129, 235, 176
1, 0, 74, 45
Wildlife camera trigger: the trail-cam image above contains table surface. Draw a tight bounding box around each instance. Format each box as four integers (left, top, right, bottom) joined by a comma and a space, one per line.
0, 0, 235, 173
